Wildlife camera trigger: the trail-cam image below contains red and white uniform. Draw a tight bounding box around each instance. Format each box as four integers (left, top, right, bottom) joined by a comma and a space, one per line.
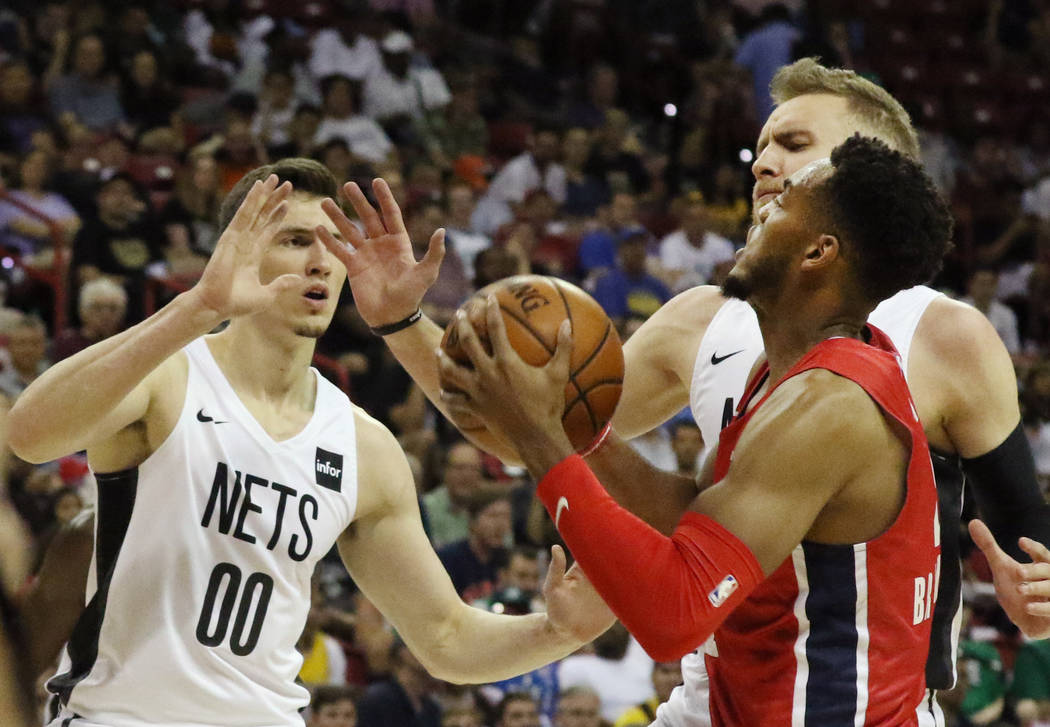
705, 328, 940, 727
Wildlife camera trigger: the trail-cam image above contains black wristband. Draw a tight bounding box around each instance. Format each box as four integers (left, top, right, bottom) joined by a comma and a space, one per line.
370, 308, 423, 336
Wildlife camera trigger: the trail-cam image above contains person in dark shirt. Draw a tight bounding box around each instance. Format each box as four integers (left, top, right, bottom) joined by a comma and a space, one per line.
437, 491, 512, 602
591, 230, 671, 333
357, 641, 441, 727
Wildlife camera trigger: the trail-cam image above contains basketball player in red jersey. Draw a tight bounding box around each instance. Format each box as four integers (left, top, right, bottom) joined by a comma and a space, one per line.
438, 136, 951, 726
324, 60, 1050, 719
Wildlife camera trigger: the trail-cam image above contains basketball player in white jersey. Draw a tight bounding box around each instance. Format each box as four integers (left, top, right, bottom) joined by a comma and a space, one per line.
325, 59, 1050, 727
7, 159, 613, 727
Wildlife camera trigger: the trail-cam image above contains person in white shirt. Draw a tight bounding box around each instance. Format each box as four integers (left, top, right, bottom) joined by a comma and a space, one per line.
961, 267, 1021, 355
472, 127, 567, 235
361, 31, 451, 123
309, 17, 381, 83
314, 75, 394, 165
658, 193, 736, 292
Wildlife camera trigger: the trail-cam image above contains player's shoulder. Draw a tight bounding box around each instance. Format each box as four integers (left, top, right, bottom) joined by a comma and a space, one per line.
646, 285, 727, 331
915, 295, 1008, 367
758, 369, 882, 443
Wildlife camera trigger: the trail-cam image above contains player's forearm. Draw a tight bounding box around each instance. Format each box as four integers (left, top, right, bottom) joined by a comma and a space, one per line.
427, 607, 585, 684
8, 292, 221, 462
585, 434, 700, 535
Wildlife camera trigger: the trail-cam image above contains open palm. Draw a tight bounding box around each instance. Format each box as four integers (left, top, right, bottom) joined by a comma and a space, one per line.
318, 179, 445, 328
194, 175, 303, 319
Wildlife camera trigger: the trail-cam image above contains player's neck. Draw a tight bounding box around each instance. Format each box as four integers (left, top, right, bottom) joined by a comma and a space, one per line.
207, 319, 317, 404
755, 296, 866, 382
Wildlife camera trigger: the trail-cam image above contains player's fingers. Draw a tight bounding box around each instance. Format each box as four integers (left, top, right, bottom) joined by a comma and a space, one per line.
418, 229, 446, 278
545, 544, 567, 588
315, 225, 360, 274
547, 319, 574, 380
1020, 537, 1050, 565
1026, 601, 1050, 617
1020, 579, 1050, 598
1019, 562, 1050, 582
484, 295, 514, 358
436, 348, 478, 394
263, 273, 306, 298
454, 309, 492, 370
320, 198, 367, 250
260, 199, 289, 233
438, 387, 475, 418
373, 178, 406, 235
256, 181, 293, 227
341, 181, 386, 239
969, 519, 1010, 567
227, 179, 265, 231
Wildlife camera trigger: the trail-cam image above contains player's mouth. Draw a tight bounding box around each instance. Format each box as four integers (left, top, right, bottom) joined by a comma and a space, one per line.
303, 285, 329, 311
753, 189, 780, 208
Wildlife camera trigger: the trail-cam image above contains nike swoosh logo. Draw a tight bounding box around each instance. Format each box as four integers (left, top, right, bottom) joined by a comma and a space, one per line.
711, 349, 745, 365
196, 408, 228, 424
555, 496, 570, 528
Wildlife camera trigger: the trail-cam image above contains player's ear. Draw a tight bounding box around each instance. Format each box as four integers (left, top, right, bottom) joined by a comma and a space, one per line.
801, 233, 839, 271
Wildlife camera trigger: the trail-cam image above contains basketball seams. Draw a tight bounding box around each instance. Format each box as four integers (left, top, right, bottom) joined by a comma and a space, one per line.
551, 277, 600, 433
498, 304, 555, 356
570, 321, 613, 377
562, 380, 624, 412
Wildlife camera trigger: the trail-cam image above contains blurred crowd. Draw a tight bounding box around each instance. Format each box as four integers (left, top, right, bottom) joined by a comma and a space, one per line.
1, 0, 1049, 725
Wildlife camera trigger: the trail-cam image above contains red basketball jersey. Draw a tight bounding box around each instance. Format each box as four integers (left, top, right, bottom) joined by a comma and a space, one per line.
706, 327, 940, 727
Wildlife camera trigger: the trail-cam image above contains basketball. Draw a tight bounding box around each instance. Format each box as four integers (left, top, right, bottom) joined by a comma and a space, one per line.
440, 275, 624, 451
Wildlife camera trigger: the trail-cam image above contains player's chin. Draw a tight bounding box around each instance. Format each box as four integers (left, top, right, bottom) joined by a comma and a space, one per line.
293, 322, 328, 339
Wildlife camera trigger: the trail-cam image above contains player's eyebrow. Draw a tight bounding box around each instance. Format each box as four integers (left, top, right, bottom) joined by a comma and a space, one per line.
279, 225, 345, 241
773, 129, 813, 148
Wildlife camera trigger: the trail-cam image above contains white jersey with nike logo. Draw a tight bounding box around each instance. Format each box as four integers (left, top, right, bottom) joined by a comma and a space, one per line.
48, 337, 360, 727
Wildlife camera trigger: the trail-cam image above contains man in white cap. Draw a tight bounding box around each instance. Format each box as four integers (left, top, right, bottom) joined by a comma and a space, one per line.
362, 29, 451, 124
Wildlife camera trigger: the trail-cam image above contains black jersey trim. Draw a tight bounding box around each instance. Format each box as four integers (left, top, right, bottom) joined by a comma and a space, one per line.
49, 468, 138, 706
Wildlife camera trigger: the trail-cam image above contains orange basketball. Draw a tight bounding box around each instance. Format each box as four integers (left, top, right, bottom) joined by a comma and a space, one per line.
441, 275, 624, 452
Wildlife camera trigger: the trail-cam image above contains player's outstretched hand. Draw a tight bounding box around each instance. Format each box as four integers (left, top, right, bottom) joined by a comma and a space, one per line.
969, 519, 1050, 639
437, 295, 573, 460
192, 175, 301, 319
317, 178, 445, 329
542, 545, 615, 643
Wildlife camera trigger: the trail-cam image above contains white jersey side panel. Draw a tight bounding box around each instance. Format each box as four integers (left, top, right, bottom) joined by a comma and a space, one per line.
52, 338, 359, 727
668, 285, 944, 727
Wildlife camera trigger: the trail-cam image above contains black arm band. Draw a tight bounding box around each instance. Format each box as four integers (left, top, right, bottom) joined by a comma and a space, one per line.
369, 308, 423, 337
962, 421, 1050, 562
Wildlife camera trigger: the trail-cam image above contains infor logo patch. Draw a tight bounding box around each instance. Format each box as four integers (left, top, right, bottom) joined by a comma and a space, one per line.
315, 447, 343, 492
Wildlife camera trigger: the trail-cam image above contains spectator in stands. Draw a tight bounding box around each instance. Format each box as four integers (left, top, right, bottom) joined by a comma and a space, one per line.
613, 661, 683, 727
473, 126, 566, 235
670, 420, 703, 479
585, 109, 649, 196
51, 278, 127, 362
0, 313, 49, 400
162, 150, 224, 256
495, 691, 542, 727
0, 149, 80, 262
558, 623, 654, 724
566, 64, 619, 131
658, 191, 735, 292
1009, 638, 1050, 726
426, 84, 488, 170
441, 706, 483, 727
591, 230, 670, 334
444, 182, 491, 280
362, 31, 451, 133
577, 192, 643, 277
309, 12, 381, 84
271, 104, 324, 160
562, 127, 607, 219
733, 4, 799, 122
554, 687, 604, 727
119, 49, 178, 134
309, 685, 359, 727
251, 67, 299, 153
298, 575, 353, 688
473, 545, 542, 616
48, 33, 125, 132
1022, 359, 1050, 488
71, 172, 162, 322
422, 441, 487, 548
0, 61, 50, 155
437, 491, 512, 601
357, 640, 442, 727
408, 200, 469, 324
315, 75, 395, 166
961, 267, 1022, 355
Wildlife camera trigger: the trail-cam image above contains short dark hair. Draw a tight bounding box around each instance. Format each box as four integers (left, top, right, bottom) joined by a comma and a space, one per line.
496, 691, 536, 719
218, 157, 339, 232
465, 490, 510, 520
819, 135, 953, 303
310, 684, 358, 712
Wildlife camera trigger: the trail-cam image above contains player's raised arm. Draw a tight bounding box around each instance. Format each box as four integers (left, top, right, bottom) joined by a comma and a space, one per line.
318, 178, 523, 462
8, 176, 297, 463
337, 409, 613, 684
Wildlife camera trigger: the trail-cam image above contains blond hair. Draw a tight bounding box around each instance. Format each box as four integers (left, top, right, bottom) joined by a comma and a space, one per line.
770, 58, 920, 160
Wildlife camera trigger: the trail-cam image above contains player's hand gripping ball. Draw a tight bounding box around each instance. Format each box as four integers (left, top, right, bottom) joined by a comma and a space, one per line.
440, 275, 624, 451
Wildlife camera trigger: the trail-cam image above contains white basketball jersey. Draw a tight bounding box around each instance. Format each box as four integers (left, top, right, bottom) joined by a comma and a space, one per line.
661, 285, 943, 727
49, 337, 359, 727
